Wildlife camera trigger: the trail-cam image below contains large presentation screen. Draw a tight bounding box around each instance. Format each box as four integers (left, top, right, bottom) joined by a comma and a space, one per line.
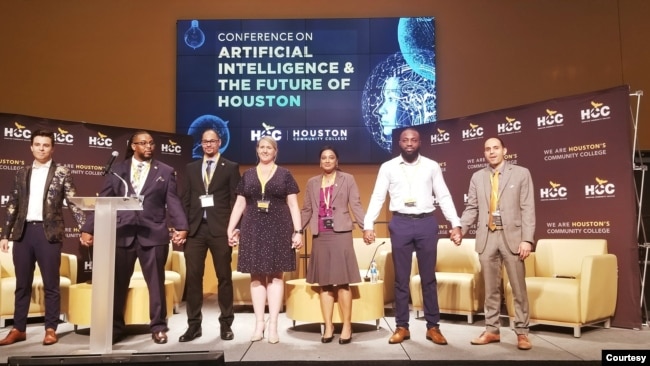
176, 17, 436, 164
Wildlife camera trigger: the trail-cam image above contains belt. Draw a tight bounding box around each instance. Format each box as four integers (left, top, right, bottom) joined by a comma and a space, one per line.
392, 211, 434, 219
27, 221, 43, 224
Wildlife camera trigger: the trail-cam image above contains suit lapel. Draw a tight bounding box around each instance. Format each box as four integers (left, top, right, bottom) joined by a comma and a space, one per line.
331, 173, 342, 202
43, 163, 57, 204
140, 160, 158, 194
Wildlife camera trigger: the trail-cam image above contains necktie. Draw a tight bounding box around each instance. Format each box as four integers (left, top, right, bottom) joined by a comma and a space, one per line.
204, 160, 214, 191
132, 162, 144, 193
488, 170, 499, 231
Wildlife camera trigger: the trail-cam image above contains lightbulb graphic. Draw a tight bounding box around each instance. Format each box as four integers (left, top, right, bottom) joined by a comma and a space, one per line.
184, 20, 205, 50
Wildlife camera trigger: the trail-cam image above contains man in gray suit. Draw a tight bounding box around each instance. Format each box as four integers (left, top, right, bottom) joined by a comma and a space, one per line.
457, 137, 535, 350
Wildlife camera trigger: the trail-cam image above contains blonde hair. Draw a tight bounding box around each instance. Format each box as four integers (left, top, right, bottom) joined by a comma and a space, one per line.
256, 136, 278, 161
257, 136, 278, 151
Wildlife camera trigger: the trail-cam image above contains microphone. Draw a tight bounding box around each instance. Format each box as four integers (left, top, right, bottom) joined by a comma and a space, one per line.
102, 151, 119, 176
364, 241, 386, 282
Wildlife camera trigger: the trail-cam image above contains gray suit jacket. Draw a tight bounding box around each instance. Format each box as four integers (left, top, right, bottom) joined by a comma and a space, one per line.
301, 171, 366, 235
460, 162, 535, 254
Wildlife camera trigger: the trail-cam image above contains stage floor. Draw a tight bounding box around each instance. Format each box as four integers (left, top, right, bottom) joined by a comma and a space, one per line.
0, 294, 647, 365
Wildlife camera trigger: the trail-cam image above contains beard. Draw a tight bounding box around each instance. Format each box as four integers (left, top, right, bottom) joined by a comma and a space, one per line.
401, 148, 420, 163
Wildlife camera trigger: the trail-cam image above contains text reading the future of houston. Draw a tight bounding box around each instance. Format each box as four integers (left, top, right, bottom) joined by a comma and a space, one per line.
216, 32, 354, 108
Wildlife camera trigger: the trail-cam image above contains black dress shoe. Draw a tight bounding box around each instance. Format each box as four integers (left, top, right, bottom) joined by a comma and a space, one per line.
152, 331, 168, 344
179, 326, 202, 342
220, 325, 234, 341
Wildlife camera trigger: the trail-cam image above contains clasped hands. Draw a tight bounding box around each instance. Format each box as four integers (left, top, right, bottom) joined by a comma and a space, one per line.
364, 228, 463, 246
79, 229, 188, 247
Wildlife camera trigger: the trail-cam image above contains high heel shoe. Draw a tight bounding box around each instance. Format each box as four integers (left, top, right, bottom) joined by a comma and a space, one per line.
339, 337, 352, 344
267, 322, 279, 344
250, 320, 266, 342
321, 335, 334, 343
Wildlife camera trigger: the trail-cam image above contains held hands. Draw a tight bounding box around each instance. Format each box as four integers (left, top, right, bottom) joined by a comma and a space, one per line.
171, 229, 188, 246
449, 227, 462, 246
227, 229, 240, 247
363, 229, 375, 244
80, 232, 94, 247
291, 232, 303, 251
0, 239, 8, 253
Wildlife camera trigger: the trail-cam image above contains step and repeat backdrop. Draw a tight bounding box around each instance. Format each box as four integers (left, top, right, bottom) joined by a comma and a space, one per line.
0, 113, 192, 283
400, 85, 641, 329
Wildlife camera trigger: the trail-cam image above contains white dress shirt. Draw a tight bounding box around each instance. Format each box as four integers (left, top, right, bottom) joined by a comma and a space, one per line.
364, 154, 461, 230
26, 159, 52, 222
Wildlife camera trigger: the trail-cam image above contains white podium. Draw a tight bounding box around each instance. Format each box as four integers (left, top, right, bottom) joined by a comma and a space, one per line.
68, 196, 142, 354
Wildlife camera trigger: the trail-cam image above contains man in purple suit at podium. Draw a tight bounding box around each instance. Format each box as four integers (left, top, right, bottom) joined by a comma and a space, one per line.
80, 130, 188, 345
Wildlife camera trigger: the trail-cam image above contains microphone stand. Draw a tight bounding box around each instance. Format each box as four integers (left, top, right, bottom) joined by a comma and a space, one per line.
108, 170, 130, 199
364, 241, 386, 281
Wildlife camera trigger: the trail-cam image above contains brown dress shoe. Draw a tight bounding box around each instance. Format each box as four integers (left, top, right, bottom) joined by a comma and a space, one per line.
43, 328, 58, 345
0, 328, 27, 346
471, 331, 500, 345
388, 327, 410, 344
517, 334, 532, 350
426, 327, 448, 345
152, 331, 168, 344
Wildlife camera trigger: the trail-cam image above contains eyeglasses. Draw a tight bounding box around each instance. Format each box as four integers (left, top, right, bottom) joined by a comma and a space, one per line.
133, 141, 155, 147
201, 139, 219, 145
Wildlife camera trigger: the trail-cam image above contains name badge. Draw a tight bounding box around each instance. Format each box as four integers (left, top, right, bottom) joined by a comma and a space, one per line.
404, 198, 416, 207
199, 194, 214, 208
257, 200, 270, 213
492, 210, 503, 226
321, 216, 334, 229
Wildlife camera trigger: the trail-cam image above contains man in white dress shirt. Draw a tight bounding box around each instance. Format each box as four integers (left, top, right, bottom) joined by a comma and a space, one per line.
364, 128, 462, 345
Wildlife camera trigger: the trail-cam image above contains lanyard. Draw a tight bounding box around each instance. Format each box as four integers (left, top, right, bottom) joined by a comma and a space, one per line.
321, 172, 336, 210
204, 155, 218, 192
256, 164, 276, 199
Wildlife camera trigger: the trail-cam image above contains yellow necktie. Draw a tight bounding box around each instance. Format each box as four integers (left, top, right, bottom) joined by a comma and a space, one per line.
132, 162, 144, 193
488, 171, 499, 231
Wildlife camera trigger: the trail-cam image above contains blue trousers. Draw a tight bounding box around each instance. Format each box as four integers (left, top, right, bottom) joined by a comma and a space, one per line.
389, 215, 440, 329
12, 222, 62, 331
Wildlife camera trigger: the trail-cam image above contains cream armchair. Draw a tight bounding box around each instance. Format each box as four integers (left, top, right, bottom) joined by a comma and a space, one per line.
353, 238, 395, 306
410, 238, 483, 323
0, 241, 78, 327
132, 243, 185, 312
504, 238, 617, 337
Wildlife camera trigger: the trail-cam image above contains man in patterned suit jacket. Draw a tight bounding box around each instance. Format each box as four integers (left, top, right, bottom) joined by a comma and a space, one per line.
0, 129, 86, 346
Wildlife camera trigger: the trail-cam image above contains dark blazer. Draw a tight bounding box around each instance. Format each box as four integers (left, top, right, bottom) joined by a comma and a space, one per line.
2, 162, 85, 242
81, 158, 188, 246
301, 171, 365, 235
460, 162, 536, 254
181, 156, 240, 236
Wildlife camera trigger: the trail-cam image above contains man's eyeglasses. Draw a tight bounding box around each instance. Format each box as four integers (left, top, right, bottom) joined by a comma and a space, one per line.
201, 140, 219, 145
133, 141, 155, 147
